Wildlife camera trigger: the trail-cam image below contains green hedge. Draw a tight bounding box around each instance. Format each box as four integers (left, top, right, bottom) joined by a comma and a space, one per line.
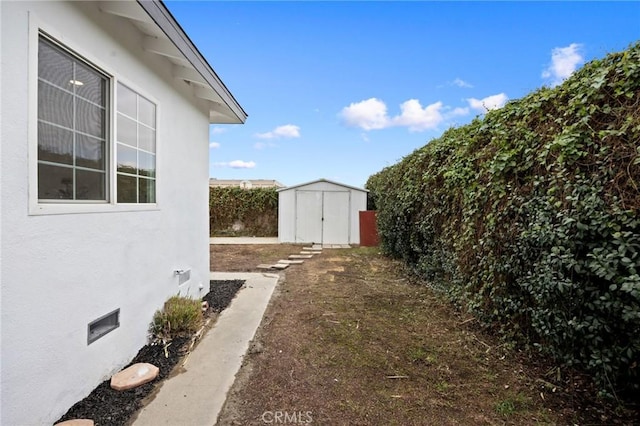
366, 43, 640, 398
209, 187, 278, 237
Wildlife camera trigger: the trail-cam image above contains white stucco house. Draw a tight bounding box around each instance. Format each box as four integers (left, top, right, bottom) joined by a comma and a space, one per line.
278, 179, 368, 245
0, 1, 247, 424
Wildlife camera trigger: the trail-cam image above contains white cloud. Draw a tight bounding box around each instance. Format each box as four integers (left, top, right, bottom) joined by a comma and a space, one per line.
340, 98, 390, 130
255, 124, 301, 139
467, 93, 509, 112
213, 160, 256, 169
209, 142, 221, 149
391, 99, 445, 132
254, 141, 277, 150
448, 107, 469, 117
452, 78, 473, 88
210, 127, 226, 135
340, 98, 460, 132
542, 43, 584, 86
229, 160, 256, 169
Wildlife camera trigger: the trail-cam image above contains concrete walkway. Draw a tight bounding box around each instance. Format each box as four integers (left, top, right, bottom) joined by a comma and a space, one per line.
132, 272, 280, 426
210, 237, 279, 244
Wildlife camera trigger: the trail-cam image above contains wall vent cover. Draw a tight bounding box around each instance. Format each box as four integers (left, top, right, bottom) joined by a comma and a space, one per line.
178, 269, 191, 285
88, 308, 120, 344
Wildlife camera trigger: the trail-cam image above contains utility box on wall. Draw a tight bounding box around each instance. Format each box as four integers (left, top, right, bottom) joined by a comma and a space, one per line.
278, 179, 368, 245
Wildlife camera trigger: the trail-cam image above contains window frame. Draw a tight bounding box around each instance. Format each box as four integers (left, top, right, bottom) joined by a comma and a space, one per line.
29, 19, 160, 216
37, 36, 111, 203
116, 82, 157, 204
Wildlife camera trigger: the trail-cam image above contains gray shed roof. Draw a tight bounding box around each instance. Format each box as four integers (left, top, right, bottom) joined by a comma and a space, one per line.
277, 178, 368, 193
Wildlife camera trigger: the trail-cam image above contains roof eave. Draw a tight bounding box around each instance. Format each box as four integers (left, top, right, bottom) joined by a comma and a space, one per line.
136, 0, 248, 124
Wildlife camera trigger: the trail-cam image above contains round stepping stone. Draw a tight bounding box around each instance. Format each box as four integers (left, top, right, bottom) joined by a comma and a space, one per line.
110, 362, 159, 391
55, 420, 94, 426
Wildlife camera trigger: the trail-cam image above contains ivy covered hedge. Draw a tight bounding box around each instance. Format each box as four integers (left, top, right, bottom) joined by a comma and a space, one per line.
366, 43, 640, 398
209, 187, 278, 237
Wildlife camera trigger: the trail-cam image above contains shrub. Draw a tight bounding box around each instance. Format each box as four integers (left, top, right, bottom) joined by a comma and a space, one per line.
150, 296, 203, 340
366, 42, 640, 399
209, 187, 278, 237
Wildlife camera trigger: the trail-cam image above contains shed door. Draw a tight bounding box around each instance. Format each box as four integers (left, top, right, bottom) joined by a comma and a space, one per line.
322, 191, 350, 244
295, 191, 323, 243
294, 190, 350, 244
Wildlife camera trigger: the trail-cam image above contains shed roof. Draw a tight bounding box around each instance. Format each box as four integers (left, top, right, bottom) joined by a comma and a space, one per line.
277, 178, 368, 193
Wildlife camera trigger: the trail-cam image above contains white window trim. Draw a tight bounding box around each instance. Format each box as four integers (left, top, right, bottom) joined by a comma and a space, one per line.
28, 14, 161, 216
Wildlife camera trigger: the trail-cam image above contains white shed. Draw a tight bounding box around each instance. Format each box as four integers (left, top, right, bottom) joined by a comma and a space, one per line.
278, 179, 368, 245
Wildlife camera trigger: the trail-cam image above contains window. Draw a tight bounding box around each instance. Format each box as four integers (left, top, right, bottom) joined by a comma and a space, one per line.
116, 83, 156, 203
37, 37, 108, 201
35, 34, 157, 210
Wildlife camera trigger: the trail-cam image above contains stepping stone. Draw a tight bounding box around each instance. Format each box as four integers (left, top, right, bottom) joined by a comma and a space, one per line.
110, 362, 159, 391
56, 421, 94, 426
303, 247, 322, 251
300, 251, 319, 255
256, 264, 273, 270
289, 254, 313, 259
271, 263, 289, 270
277, 260, 304, 264
312, 244, 322, 250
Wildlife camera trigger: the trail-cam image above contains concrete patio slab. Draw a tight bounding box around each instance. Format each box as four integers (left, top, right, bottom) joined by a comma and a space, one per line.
132, 272, 279, 426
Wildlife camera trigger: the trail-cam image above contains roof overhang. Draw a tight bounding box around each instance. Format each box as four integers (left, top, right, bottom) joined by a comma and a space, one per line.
98, 0, 247, 124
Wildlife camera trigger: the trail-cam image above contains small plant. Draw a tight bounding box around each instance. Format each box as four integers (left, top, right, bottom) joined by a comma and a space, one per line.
494, 393, 529, 416
149, 296, 203, 340
435, 381, 450, 392
407, 346, 433, 364
494, 399, 516, 416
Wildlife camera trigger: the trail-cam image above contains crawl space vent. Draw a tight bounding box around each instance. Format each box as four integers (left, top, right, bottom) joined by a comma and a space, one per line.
87, 309, 120, 344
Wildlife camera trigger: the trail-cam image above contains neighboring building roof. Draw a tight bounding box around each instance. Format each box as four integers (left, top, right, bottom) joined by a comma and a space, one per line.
277, 178, 368, 193
209, 179, 286, 189
99, 0, 247, 124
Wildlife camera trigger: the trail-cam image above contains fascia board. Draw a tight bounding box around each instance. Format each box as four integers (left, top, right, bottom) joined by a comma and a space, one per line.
136, 0, 248, 124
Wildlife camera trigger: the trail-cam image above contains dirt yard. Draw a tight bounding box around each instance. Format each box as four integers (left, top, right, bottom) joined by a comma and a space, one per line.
210, 244, 634, 425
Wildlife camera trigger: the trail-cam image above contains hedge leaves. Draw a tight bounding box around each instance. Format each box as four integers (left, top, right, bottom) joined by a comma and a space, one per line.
366, 42, 640, 398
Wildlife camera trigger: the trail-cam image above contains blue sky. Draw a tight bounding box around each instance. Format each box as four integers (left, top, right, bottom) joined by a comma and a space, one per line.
165, 1, 640, 188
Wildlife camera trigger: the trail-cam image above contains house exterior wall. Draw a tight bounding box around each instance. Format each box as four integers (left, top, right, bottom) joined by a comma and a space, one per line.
1, 2, 211, 424
278, 181, 367, 245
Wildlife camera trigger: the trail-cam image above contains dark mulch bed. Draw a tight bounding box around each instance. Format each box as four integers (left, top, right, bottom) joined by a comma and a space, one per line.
56, 280, 244, 426
203, 279, 245, 312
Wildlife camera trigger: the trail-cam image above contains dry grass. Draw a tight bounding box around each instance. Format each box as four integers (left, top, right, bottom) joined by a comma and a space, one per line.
216, 246, 583, 425
210, 244, 306, 272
